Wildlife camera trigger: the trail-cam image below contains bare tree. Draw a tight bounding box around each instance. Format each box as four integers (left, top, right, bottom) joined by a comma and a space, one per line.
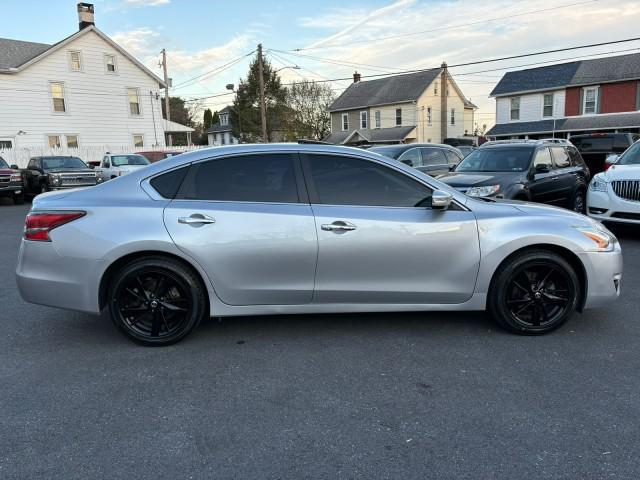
283, 81, 336, 141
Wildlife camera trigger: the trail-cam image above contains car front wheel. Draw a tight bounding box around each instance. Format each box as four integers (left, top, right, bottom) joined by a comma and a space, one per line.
107, 256, 207, 346
488, 250, 580, 335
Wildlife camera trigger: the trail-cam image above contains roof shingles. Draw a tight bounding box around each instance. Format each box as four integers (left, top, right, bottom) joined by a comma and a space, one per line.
0, 37, 51, 70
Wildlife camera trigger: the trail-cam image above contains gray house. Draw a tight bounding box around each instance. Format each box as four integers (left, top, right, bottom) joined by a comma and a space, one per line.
206, 106, 238, 146
325, 67, 477, 145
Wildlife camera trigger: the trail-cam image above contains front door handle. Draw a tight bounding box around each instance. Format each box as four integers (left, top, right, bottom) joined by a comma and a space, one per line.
321, 221, 357, 232
178, 214, 216, 225
551, 176, 560, 181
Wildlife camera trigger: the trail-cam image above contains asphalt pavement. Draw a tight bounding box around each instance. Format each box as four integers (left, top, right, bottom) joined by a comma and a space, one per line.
1, 201, 640, 479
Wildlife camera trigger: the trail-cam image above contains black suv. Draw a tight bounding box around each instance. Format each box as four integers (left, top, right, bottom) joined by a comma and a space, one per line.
570, 133, 640, 175
437, 140, 591, 212
369, 143, 463, 176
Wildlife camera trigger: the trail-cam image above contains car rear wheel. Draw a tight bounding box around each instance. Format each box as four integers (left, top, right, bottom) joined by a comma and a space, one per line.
571, 188, 586, 213
107, 257, 206, 346
488, 250, 580, 335
14, 193, 24, 205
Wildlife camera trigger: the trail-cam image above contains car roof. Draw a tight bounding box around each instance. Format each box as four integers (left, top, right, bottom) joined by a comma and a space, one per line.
371, 143, 457, 151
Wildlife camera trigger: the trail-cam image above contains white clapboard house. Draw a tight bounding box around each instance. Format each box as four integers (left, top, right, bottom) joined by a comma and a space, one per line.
0, 3, 167, 165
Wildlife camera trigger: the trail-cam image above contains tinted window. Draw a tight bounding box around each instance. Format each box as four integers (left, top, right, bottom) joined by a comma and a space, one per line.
533, 148, 554, 171
551, 147, 570, 168
444, 149, 462, 164
369, 146, 404, 159
178, 154, 299, 203
304, 154, 432, 207
422, 148, 447, 166
0, 157, 8, 169
617, 142, 640, 166
613, 135, 631, 150
111, 155, 149, 166
571, 137, 614, 152
398, 148, 421, 166
567, 147, 585, 167
150, 166, 189, 199
457, 147, 533, 172
28, 158, 38, 169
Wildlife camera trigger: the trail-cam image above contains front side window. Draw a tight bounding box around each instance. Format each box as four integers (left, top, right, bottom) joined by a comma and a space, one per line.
375, 110, 381, 128
551, 147, 570, 168
303, 154, 432, 208
50, 82, 66, 113
66, 135, 79, 148
341, 113, 349, 131
69, 51, 82, 71
105, 54, 117, 73
128, 88, 141, 115
132, 134, 144, 148
178, 153, 299, 203
444, 149, 462, 164
48, 135, 61, 148
543, 93, 554, 117
510, 97, 520, 120
457, 147, 533, 173
583, 87, 598, 114
398, 148, 422, 167
395, 108, 402, 126
533, 147, 554, 171
360, 111, 368, 129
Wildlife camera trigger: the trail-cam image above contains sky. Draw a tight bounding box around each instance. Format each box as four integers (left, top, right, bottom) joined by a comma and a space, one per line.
3, 0, 640, 129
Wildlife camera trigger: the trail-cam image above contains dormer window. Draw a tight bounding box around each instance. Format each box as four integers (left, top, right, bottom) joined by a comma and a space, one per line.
220, 113, 229, 126
69, 51, 82, 71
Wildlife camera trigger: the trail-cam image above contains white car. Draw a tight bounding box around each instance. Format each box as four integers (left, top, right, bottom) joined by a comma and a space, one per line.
587, 142, 640, 224
98, 153, 150, 181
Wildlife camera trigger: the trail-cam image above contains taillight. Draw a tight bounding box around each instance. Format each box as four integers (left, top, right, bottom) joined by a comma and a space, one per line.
24, 211, 86, 242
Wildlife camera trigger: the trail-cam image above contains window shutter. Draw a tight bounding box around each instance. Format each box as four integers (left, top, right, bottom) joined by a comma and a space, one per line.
596, 88, 602, 114
579, 89, 584, 115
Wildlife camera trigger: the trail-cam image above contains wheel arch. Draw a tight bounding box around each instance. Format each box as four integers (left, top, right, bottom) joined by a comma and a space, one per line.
489, 243, 588, 312
99, 250, 211, 313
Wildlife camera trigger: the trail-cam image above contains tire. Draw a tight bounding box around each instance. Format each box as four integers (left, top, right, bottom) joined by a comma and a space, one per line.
40, 183, 49, 194
571, 187, 586, 213
14, 193, 24, 205
488, 249, 580, 335
107, 256, 207, 346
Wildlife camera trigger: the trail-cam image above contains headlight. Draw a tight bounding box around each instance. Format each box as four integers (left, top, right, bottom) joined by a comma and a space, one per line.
49, 174, 61, 186
10, 173, 22, 183
590, 175, 608, 192
574, 225, 615, 252
466, 184, 500, 197
96, 176, 103, 183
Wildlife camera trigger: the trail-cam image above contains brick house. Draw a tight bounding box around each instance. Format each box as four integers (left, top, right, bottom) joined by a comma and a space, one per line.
487, 53, 640, 139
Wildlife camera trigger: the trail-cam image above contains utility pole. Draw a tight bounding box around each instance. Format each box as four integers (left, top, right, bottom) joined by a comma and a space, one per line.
440, 61, 448, 143
161, 48, 172, 147
258, 44, 268, 143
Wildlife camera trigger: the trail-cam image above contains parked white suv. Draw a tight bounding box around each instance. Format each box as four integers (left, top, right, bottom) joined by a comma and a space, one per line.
99, 153, 150, 181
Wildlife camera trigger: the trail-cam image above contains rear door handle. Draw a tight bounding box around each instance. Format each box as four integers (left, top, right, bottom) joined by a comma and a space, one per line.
321, 221, 357, 232
178, 214, 216, 225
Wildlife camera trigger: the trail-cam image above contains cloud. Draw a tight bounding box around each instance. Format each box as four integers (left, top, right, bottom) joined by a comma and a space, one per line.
125, 0, 170, 6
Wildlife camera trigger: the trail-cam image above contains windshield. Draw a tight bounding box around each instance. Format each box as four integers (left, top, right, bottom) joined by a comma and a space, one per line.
0, 157, 8, 169
42, 157, 87, 170
617, 142, 640, 166
369, 146, 405, 159
111, 155, 150, 167
455, 147, 533, 172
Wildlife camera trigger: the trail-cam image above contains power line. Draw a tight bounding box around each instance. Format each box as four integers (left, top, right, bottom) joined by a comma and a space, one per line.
289, 0, 601, 51
171, 50, 255, 90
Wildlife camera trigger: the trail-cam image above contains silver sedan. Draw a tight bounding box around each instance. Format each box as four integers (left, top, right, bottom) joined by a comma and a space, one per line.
16, 144, 622, 345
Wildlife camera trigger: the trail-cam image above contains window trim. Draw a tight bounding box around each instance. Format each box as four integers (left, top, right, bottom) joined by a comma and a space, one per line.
341, 113, 349, 131
510, 96, 520, 121
132, 133, 144, 148
49, 81, 67, 114
68, 50, 83, 72
374, 110, 381, 129
542, 93, 554, 118
582, 86, 599, 115
395, 108, 402, 126
360, 110, 368, 129
104, 54, 118, 74
127, 87, 142, 116
65, 134, 80, 148
46, 134, 62, 148
426, 106, 432, 126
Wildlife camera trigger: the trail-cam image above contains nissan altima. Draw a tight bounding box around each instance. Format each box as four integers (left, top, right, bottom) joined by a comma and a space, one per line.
16, 144, 622, 345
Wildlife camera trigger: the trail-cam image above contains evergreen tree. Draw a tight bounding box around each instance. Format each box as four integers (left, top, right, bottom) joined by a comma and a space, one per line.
203, 108, 213, 130
212, 110, 220, 125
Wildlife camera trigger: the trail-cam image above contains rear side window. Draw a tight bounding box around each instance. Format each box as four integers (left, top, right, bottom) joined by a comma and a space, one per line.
613, 135, 631, 150
177, 153, 299, 203
421, 148, 447, 166
567, 147, 585, 167
551, 147, 570, 168
150, 166, 189, 199
303, 154, 432, 207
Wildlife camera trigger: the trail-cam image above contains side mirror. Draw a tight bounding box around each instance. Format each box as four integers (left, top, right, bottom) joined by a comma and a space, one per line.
10, 164, 19, 170
87, 164, 95, 169
448, 164, 456, 171
401, 159, 414, 167
605, 154, 619, 165
431, 190, 453, 210
535, 164, 550, 174
104, 162, 110, 168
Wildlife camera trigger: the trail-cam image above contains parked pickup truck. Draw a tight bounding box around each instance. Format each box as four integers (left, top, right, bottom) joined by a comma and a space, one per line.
0, 156, 24, 205
22, 156, 101, 196
98, 153, 150, 181
571, 133, 640, 175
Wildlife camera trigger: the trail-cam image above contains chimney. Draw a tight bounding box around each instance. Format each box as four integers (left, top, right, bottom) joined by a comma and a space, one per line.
77, 3, 95, 30
353, 71, 361, 83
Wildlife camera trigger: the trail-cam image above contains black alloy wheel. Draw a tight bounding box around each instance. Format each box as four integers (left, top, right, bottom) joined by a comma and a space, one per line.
489, 250, 580, 334
108, 257, 206, 346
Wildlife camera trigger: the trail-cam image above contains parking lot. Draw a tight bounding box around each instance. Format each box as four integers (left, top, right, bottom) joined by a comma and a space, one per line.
1, 201, 640, 479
